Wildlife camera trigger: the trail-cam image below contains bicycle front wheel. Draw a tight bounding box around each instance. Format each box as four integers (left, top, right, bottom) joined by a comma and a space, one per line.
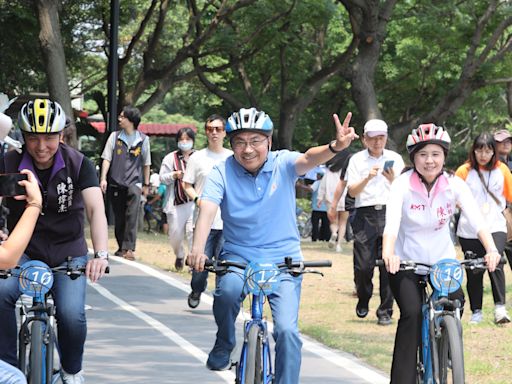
437, 314, 464, 384
29, 321, 45, 384
244, 324, 263, 384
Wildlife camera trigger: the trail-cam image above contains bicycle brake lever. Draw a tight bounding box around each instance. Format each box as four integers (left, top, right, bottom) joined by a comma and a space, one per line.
286, 268, 302, 277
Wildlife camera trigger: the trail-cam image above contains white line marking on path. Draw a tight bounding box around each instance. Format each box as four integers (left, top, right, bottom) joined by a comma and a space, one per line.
108, 256, 389, 383
87, 280, 235, 383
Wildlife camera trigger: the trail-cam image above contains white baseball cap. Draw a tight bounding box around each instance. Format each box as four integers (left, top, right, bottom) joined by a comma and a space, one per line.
364, 119, 388, 137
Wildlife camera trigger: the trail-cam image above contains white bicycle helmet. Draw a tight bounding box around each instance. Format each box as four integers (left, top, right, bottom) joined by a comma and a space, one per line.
226, 108, 273, 136
406, 123, 451, 154
18, 98, 66, 134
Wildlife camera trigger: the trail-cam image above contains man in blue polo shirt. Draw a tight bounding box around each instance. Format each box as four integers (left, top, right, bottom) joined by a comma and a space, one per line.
187, 108, 357, 384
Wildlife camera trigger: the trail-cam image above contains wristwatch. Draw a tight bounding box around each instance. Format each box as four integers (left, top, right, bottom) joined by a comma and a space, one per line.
94, 250, 109, 261
328, 140, 342, 154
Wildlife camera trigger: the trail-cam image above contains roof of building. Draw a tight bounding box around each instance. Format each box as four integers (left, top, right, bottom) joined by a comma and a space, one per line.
90, 122, 197, 136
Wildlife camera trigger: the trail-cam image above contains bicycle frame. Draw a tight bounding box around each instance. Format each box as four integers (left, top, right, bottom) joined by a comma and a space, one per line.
17, 260, 59, 384
408, 259, 465, 384
237, 293, 273, 383
1, 257, 97, 384
18, 287, 57, 384
205, 257, 331, 384
419, 281, 460, 384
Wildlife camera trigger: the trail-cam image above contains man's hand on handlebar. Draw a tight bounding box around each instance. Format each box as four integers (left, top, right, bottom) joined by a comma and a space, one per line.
86, 258, 109, 283
186, 251, 208, 272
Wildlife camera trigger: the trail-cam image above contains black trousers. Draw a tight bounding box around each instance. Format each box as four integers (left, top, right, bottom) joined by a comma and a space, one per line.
389, 271, 465, 384
352, 207, 393, 315
108, 184, 141, 251
311, 210, 330, 241
504, 239, 512, 271
458, 232, 507, 311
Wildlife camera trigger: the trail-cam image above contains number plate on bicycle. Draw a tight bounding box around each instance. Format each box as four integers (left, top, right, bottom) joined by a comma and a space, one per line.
430, 259, 463, 295
245, 262, 281, 295
18, 260, 54, 297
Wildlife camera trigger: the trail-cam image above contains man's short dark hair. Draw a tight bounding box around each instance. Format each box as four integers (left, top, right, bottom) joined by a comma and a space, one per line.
122, 105, 141, 129
205, 114, 226, 129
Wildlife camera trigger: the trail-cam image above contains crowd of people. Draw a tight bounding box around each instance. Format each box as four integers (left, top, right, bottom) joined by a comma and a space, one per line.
1, 97, 511, 384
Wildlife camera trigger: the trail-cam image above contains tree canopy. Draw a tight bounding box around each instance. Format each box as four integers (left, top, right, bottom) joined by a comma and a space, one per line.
0, 0, 510, 163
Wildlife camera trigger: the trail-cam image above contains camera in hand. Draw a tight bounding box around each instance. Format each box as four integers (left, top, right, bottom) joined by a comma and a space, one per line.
0, 173, 28, 196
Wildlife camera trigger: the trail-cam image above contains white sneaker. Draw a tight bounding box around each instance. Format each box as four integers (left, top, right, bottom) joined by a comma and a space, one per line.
469, 310, 483, 324
61, 369, 85, 384
494, 305, 511, 324
328, 234, 337, 249
335, 244, 342, 253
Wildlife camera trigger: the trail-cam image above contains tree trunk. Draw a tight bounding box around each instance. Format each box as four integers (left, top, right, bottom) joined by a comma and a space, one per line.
507, 82, 512, 118
35, 0, 77, 148
278, 106, 298, 150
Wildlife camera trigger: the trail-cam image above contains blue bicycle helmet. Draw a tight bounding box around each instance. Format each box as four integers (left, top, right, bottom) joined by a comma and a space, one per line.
226, 108, 273, 136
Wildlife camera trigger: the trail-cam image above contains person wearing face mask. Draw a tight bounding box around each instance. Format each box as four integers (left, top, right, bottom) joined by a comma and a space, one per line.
100, 105, 151, 261
182, 115, 232, 308
160, 127, 196, 270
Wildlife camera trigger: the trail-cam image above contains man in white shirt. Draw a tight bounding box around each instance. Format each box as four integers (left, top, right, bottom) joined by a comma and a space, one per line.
345, 119, 404, 325
183, 115, 233, 308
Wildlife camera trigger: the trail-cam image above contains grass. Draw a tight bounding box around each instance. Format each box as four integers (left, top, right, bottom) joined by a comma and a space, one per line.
96, 227, 512, 383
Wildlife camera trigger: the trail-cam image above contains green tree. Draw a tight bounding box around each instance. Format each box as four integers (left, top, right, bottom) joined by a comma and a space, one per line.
1, 0, 510, 155
194, 0, 356, 149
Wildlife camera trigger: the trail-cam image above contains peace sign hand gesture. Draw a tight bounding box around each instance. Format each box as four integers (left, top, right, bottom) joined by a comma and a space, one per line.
331, 112, 358, 152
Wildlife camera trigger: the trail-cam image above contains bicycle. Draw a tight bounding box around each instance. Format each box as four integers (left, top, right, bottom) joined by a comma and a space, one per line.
0, 257, 105, 384
377, 255, 490, 384
204, 257, 331, 384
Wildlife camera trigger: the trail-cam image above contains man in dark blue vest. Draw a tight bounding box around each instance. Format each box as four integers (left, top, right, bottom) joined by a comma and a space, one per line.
100, 106, 151, 260
0, 98, 109, 383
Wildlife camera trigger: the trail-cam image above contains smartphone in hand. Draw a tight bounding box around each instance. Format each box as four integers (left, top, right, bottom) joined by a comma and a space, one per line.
383, 160, 394, 172
0, 173, 28, 196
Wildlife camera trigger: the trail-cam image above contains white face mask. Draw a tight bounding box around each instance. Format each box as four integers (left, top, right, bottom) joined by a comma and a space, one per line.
178, 141, 193, 151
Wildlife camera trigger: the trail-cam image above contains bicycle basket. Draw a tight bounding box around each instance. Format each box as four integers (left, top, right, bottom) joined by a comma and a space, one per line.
18, 260, 54, 298
244, 262, 281, 295
430, 259, 463, 295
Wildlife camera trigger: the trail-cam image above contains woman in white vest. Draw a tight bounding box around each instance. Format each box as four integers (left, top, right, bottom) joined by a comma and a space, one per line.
382, 123, 501, 383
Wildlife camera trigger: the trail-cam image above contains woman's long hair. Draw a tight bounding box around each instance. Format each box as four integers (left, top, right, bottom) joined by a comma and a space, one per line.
468, 132, 497, 171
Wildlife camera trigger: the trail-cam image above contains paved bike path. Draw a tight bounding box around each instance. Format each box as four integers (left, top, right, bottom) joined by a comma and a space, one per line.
82, 257, 389, 383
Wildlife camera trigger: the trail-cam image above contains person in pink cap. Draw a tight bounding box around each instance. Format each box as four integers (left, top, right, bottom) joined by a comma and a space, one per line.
494, 129, 512, 270
494, 129, 512, 167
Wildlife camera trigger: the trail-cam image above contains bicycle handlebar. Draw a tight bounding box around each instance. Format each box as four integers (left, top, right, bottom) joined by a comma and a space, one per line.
204, 258, 332, 273
0, 258, 110, 280
375, 253, 507, 271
